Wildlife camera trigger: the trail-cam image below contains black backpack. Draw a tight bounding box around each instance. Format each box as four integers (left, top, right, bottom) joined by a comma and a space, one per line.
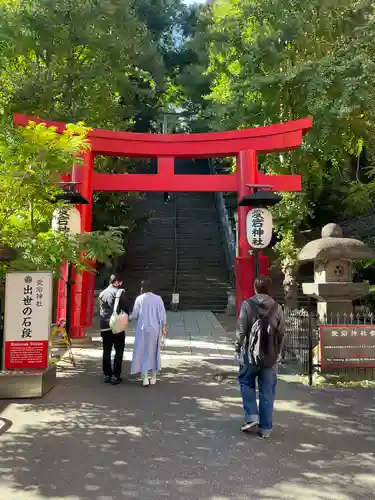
245, 299, 281, 368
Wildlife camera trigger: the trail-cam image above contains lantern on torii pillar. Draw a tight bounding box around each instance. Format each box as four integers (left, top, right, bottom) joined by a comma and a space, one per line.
51, 182, 89, 338
236, 183, 282, 311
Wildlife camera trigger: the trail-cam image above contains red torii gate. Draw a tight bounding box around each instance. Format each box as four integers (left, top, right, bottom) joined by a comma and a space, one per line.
14, 113, 312, 339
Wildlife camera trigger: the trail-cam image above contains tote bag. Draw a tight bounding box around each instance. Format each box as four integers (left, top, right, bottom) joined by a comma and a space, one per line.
109, 289, 129, 334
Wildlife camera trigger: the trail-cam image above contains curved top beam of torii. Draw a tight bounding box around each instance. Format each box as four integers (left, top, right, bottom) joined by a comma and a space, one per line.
13, 113, 312, 158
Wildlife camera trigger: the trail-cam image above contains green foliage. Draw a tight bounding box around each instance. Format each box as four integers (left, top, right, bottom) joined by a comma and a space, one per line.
0, 121, 124, 278
0, 0, 165, 128
0, 120, 90, 233
3, 228, 124, 278
92, 157, 148, 238
301, 373, 375, 387
183, 0, 375, 279
0, 0, 190, 251
174, 4, 215, 132
135, 0, 185, 51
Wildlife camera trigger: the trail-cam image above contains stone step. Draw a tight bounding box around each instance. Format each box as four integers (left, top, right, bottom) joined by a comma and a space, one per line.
114, 171, 231, 311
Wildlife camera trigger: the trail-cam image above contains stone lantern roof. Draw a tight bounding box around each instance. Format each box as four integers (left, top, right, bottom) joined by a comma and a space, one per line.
298, 223, 375, 263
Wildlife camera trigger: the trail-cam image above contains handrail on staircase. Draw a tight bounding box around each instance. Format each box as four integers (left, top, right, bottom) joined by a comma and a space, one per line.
208, 160, 236, 288
163, 116, 179, 303
172, 193, 179, 297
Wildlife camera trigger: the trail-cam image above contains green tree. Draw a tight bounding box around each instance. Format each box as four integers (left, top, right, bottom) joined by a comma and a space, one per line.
188, 0, 375, 299
0, 120, 124, 278
0, 0, 189, 261
0, 0, 165, 128
167, 4, 214, 132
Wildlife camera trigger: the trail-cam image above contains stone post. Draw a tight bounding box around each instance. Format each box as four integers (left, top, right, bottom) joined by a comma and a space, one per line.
226, 211, 238, 316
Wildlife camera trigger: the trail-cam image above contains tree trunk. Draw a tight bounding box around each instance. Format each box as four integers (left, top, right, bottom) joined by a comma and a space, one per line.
283, 264, 298, 309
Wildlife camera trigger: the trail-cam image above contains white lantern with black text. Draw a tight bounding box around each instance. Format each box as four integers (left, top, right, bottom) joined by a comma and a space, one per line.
52, 206, 81, 234
246, 208, 273, 249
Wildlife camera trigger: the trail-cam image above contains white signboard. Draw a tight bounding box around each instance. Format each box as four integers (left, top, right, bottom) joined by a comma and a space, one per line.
172, 294, 180, 304
52, 206, 81, 234
246, 208, 273, 249
3, 272, 53, 370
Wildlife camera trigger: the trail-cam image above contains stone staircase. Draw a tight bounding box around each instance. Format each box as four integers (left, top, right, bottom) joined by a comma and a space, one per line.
117, 192, 177, 308
115, 159, 231, 311
175, 191, 230, 311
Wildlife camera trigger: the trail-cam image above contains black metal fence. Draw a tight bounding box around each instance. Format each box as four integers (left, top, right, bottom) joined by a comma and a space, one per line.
283, 301, 375, 380
283, 303, 316, 374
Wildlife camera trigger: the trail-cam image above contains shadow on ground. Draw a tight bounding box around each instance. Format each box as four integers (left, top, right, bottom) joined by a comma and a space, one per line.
1, 351, 375, 499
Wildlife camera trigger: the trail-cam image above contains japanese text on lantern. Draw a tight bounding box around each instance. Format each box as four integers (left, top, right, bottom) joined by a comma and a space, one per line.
251, 209, 264, 247
246, 207, 273, 249
56, 206, 70, 233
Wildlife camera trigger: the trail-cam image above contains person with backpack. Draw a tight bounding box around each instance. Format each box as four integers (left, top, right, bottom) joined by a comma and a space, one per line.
99, 274, 131, 385
235, 276, 285, 438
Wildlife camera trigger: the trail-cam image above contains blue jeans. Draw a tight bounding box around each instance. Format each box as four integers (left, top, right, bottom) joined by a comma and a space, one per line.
238, 358, 277, 431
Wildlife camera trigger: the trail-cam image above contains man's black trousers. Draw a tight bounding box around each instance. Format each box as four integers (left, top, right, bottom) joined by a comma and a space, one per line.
101, 329, 125, 378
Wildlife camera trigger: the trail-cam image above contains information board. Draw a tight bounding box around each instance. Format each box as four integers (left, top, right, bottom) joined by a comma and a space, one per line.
3, 272, 53, 370
320, 325, 375, 369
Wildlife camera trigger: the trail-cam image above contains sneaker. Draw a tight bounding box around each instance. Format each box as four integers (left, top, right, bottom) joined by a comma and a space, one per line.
259, 429, 272, 439
104, 376, 112, 384
112, 377, 122, 385
241, 421, 258, 432
142, 377, 150, 387
150, 375, 157, 385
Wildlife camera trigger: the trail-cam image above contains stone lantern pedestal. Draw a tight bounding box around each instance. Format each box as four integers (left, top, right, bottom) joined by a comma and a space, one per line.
298, 223, 375, 379
302, 281, 370, 323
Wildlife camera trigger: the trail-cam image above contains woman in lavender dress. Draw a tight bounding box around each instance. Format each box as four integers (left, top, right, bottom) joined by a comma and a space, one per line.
130, 280, 167, 386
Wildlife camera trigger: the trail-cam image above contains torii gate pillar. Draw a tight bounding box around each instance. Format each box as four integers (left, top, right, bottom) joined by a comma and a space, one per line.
236, 150, 269, 313
13, 113, 312, 338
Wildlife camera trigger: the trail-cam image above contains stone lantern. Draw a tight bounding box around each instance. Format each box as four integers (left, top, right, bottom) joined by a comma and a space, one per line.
298, 223, 375, 322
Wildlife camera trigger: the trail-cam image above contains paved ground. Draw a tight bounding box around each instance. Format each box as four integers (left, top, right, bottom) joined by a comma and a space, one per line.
1, 311, 375, 500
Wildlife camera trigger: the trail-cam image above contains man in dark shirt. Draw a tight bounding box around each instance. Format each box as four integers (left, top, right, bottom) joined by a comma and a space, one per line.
235, 276, 285, 438
99, 274, 131, 384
